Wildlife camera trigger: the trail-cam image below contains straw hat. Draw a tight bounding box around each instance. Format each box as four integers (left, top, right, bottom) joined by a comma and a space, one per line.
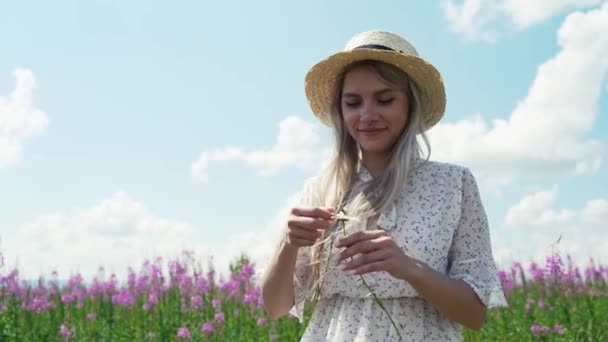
305, 30, 446, 130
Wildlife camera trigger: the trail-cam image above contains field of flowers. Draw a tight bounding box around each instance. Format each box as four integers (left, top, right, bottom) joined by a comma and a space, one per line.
0, 249, 606, 341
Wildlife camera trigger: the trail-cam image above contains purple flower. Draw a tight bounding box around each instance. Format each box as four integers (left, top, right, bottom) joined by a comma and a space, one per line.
269, 334, 280, 341
190, 294, 203, 310
529, 262, 544, 281
554, 324, 566, 334
215, 312, 225, 322
195, 277, 210, 295
537, 299, 545, 309
59, 323, 75, 338
238, 264, 255, 281
498, 270, 514, 292
135, 274, 149, 295
530, 324, 550, 336
111, 289, 135, 307
61, 293, 74, 304
206, 262, 216, 283
221, 278, 240, 297
212, 298, 221, 308
179, 274, 193, 294
201, 322, 214, 334
27, 295, 54, 312
257, 317, 267, 327
244, 292, 257, 305
544, 253, 565, 283
176, 326, 191, 340
67, 273, 83, 289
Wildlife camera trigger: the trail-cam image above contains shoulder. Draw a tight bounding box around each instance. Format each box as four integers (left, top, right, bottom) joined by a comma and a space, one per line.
413, 159, 473, 183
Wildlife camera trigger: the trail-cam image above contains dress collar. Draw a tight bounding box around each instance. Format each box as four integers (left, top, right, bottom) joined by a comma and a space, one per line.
355, 160, 373, 182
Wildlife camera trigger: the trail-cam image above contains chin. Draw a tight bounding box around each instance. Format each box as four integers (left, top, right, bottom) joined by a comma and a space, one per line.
359, 143, 391, 155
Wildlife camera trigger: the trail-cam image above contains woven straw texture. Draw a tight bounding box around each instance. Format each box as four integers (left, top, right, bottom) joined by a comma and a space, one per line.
305, 31, 446, 130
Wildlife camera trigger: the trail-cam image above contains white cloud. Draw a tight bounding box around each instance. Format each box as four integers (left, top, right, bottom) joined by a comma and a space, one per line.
220, 187, 306, 283
442, 0, 602, 41
581, 199, 608, 225
0, 69, 48, 167
430, 3, 608, 187
505, 186, 576, 227
192, 116, 327, 182
442, 0, 501, 42
0, 189, 308, 281
500, 188, 608, 267
2, 192, 205, 279
501, 0, 601, 29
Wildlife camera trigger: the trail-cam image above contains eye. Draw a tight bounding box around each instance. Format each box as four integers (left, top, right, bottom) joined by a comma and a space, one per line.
378, 98, 395, 105
343, 102, 360, 108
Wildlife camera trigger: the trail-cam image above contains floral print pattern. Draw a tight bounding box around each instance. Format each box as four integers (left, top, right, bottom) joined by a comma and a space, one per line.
288, 159, 507, 341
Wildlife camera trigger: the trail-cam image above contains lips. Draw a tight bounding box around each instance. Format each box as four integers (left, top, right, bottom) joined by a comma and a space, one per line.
359, 128, 386, 136
358, 128, 387, 134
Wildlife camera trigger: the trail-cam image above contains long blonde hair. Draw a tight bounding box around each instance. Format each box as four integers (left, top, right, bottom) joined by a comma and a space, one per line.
307, 59, 431, 302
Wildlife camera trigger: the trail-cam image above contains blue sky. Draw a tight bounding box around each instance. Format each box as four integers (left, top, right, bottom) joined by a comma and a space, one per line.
1, 0, 607, 279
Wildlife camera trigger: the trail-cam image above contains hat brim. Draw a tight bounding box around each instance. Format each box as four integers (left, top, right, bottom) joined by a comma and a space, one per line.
305, 49, 446, 130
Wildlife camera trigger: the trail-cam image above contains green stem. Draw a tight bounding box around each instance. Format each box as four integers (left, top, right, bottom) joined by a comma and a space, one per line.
339, 222, 403, 341
358, 274, 403, 341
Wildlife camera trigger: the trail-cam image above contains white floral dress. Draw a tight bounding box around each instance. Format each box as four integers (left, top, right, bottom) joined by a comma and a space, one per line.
288, 160, 507, 341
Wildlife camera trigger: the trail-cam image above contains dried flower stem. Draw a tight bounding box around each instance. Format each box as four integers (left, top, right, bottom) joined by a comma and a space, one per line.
337, 214, 404, 341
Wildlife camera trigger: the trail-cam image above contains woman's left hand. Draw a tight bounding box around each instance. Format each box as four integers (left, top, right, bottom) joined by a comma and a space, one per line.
335, 229, 414, 281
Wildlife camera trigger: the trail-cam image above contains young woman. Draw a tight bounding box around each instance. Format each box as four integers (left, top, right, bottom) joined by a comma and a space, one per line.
261, 30, 507, 341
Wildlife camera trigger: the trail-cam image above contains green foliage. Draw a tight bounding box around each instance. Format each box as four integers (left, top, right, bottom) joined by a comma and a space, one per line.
1, 250, 607, 341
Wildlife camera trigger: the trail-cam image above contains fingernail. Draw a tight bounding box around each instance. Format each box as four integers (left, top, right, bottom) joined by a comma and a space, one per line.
340, 264, 348, 271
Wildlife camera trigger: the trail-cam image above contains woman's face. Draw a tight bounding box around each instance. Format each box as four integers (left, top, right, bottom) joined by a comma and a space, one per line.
340, 66, 409, 160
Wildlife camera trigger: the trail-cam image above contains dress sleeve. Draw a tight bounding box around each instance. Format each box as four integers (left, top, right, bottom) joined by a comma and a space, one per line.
447, 167, 508, 309
285, 177, 320, 322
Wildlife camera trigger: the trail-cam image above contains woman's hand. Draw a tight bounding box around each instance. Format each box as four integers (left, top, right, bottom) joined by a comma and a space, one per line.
284, 207, 335, 248
335, 230, 414, 280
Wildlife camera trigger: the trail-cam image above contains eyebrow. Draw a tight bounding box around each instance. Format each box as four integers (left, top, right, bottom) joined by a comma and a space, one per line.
342, 88, 395, 98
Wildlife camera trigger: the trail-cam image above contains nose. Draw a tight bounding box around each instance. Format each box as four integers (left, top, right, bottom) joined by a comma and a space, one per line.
360, 103, 379, 123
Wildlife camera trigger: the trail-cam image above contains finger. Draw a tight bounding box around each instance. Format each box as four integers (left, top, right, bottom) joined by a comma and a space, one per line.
335, 230, 386, 248
288, 216, 332, 231
287, 237, 314, 247
291, 207, 334, 220
340, 249, 391, 271
351, 260, 386, 275
337, 238, 384, 262
289, 228, 322, 242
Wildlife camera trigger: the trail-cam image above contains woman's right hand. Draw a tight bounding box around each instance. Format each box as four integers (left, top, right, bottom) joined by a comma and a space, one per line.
284, 207, 335, 248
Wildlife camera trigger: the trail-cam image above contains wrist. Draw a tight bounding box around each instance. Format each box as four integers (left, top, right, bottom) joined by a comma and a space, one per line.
400, 256, 426, 283
280, 237, 300, 254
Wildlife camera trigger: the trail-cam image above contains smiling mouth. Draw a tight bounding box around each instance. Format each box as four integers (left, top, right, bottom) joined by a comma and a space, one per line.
358, 128, 387, 134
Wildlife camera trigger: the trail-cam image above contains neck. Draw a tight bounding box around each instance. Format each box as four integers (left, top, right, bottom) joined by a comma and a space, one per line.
361, 151, 390, 177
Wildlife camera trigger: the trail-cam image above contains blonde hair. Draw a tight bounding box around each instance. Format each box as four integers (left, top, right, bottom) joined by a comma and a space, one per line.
307, 59, 431, 302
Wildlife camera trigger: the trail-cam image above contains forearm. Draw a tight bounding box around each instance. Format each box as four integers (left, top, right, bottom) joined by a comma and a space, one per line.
403, 259, 486, 330
260, 240, 299, 320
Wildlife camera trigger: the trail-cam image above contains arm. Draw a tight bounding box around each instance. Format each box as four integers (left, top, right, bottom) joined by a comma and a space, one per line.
260, 240, 299, 320
336, 232, 486, 330
337, 168, 505, 330
261, 206, 333, 320
404, 167, 503, 329
403, 259, 486, 330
